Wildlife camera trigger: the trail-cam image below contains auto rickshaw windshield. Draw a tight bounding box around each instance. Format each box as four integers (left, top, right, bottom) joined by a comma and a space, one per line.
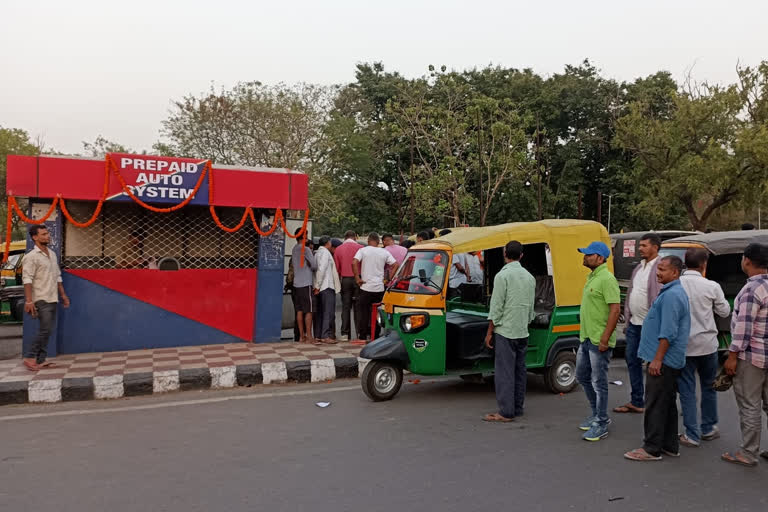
390, 250, 449, 295
2, 253, 21, 271
658, 247, 687, 262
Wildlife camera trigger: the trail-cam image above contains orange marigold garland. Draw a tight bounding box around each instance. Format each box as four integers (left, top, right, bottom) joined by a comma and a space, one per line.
2, 154, 310, 264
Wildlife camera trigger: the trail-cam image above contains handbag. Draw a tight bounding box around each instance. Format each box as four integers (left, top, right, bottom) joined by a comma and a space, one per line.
712, 365, 733, 392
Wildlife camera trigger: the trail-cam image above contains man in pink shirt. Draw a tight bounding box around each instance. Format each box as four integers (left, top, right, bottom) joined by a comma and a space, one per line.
383, 233, 407, 266
334, 230, 361, 341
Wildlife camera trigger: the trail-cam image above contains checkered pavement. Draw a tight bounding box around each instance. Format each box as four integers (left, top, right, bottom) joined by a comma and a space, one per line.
0, 342, 363, 406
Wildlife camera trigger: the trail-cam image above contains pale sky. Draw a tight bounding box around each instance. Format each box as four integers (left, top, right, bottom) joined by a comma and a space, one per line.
2, 0, 766, 154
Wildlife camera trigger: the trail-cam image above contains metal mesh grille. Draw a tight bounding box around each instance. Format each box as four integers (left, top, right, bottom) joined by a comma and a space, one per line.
62, 202, 260, 269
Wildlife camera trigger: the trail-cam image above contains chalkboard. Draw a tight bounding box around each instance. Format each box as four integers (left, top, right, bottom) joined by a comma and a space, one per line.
258, 212, 285, 271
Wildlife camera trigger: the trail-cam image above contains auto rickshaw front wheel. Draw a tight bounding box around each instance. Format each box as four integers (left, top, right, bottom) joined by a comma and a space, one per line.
544, 351, 578, 394
361, 361, 403, 402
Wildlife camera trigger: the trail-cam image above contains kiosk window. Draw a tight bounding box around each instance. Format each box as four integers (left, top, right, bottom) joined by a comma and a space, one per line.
62, 201, 261, 270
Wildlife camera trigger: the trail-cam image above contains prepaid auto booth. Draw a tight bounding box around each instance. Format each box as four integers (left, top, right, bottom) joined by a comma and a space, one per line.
4, 153, 308, 356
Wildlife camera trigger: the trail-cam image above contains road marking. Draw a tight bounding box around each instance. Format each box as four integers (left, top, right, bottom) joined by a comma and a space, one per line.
0, 384, 360, 422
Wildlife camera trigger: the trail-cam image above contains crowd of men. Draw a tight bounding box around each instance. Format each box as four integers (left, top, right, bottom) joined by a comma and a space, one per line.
482, 235, 768, 467
286, 230, 404, 345
286, 227, 484, 344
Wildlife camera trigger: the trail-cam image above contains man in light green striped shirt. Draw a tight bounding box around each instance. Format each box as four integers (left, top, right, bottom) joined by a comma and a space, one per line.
483, 241, 536, 422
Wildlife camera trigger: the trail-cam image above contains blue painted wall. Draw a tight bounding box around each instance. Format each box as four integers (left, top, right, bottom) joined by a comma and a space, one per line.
56, 273, 242, 353
254, 212, 285, 343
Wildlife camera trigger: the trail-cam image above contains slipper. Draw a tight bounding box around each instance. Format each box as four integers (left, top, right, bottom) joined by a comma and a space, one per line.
662, 449, 680, 458
624, 448, 662, 461
350, 339, 366, 345
721, 451, 758, 467
322, 338, 338, 345
614, 403, 644, 414
38, 362, 56, 368
482, 413, 514, 423
760, 451, 768, 461
23, 360, 39, 372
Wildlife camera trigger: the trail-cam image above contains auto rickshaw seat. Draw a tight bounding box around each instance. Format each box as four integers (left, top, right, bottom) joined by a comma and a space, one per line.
445, 311, 492, 363
531, 275, 555, 327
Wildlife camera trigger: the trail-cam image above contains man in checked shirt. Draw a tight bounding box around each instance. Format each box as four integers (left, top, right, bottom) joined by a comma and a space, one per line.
722, 243, 768, 467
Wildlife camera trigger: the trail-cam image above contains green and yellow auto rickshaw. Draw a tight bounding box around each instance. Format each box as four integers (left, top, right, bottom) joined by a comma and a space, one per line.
359, 219, 612, 401
659, 230, 768, 351
0, 240, 28, 321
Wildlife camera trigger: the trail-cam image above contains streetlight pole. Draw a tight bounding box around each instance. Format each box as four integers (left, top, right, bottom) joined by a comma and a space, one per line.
607, 194, 613, 233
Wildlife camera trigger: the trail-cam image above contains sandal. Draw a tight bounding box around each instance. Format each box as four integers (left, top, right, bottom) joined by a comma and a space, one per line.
760, 451, 768, 461
38, 361, 56, 368
322, 338, 338, 345
23, 360, 39, 372
482, 413, 514, 423
614, 403, 644, 414
721, 451, 758, 467
624, 448, 662, 461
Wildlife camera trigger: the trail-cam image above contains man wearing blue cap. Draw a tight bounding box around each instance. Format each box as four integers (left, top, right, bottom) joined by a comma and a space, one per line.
576, 241, 621, 441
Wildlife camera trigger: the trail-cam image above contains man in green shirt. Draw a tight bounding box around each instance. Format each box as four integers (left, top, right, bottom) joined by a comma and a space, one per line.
576, 241, 621, 441
483, 241, 536, 422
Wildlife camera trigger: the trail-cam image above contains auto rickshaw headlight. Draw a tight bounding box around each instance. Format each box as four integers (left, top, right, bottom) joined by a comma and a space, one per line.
377, 309, 385, 327
401, 313, 428, 333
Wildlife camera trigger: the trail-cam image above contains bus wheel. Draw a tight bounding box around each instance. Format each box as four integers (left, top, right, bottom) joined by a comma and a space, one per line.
545, 351, 578, 394
361, 361, 403, 402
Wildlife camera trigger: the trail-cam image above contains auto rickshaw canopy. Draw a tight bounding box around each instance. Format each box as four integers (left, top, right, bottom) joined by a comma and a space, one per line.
663, 230, 768, 255
416, 219, 611, 306
3, 241, 26, 253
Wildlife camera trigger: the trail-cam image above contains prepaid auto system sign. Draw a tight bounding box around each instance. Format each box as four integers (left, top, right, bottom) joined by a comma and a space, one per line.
107, 154, 210, 205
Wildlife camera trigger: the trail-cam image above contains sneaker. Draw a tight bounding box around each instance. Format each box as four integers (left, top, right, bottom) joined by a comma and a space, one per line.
579, 416, 596, 431
702, 426, 720, 441
579, 417, 611, 431
583, 423, 609, 442
340, 335, 350, 342
679, 434, 700, 447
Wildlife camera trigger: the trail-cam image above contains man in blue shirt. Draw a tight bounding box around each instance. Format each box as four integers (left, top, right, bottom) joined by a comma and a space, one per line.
624, 255, 690, 461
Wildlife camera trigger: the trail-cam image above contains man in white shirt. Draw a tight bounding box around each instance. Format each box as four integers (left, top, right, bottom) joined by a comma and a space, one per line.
615, 233, 662, 414
313, 236, 341, 344
678, 248, 731, 447
22, 225, 70, 371
352, 233, 398, 343
463, 251, 484, 302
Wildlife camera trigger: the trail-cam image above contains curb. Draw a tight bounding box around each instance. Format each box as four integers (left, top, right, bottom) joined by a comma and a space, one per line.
0, 357, 363, 406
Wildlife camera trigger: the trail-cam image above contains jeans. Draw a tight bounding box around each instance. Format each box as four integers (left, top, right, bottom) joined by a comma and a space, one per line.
494, 335, 528, 418
356, 290, 384, 341
677, 352, 719, 442
576, 340, 612, 427
732, 360, 768, 463
24, 301, 57, 363
643, 364, 682, 456
316, 288, 336, 339
340, 277, 358, 338
624, 323, 645, 408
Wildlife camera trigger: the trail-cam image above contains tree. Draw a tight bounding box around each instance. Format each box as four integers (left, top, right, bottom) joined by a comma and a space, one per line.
615, 65, 768, 231
0, 127, 42, 238
158, 82, 341, 221
388, 67, 534, 227
82, 135, 133, 157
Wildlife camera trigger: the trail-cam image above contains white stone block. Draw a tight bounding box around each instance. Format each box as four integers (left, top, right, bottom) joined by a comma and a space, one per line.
261, 362, 287, 384
210, 366, 236, 389
94, 374, 124, 399
310, 359, 336, 383
153, 370, 179, 393
28, 379, 62, 403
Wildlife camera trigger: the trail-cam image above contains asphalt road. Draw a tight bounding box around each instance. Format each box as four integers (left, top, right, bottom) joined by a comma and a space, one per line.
1, 366, 766, 512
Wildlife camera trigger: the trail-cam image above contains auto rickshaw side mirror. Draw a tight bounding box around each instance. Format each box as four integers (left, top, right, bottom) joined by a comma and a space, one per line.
418, 268, 427, 283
